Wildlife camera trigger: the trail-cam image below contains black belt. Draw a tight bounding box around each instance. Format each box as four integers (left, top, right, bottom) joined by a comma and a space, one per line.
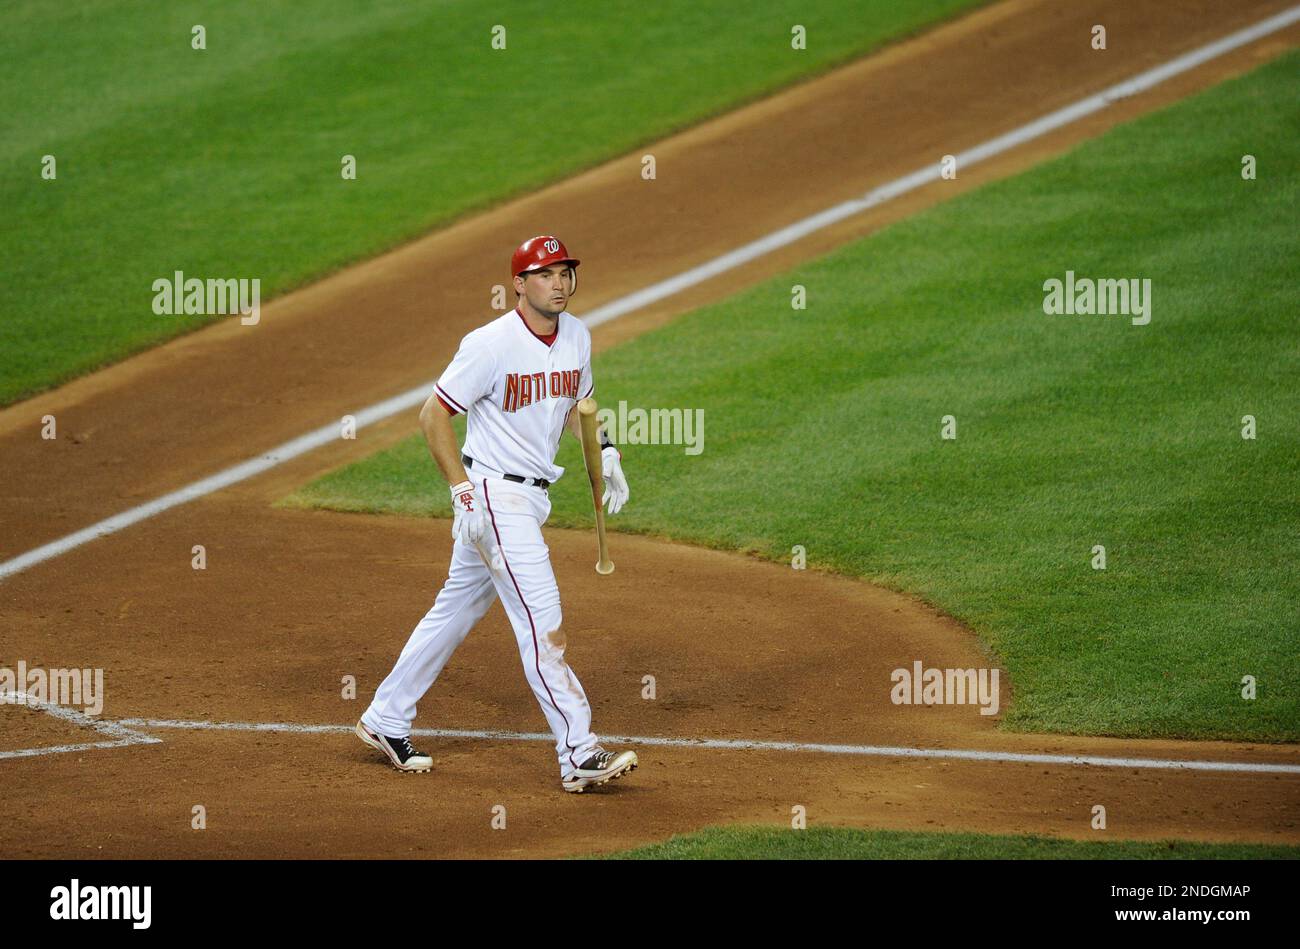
463, 454, 550, 489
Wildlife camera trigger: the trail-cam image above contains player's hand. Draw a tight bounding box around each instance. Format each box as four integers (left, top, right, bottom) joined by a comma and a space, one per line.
449, 480, 486, 544
601, 447, 629, 515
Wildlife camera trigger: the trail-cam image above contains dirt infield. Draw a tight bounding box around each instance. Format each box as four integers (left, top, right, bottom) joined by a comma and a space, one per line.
2, 0, 1298, 858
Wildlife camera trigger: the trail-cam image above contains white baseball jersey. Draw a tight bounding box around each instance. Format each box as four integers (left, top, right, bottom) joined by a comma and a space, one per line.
435, 307, 593, 482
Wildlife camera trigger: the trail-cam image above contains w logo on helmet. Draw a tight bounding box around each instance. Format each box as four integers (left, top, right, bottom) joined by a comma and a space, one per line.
512, 235, 581, 277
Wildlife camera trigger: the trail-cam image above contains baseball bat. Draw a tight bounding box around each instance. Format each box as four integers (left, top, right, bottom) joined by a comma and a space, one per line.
577, 397, 614, 575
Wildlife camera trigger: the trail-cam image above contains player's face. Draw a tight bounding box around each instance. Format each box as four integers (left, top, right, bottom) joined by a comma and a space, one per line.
518, 264, 575, 317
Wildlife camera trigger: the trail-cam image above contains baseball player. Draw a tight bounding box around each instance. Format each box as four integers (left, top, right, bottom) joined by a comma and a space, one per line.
355, 235, 636, 793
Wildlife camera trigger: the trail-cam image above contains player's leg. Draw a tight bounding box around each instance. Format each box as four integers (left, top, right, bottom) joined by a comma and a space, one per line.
478, 478, 601, 777
361, 536, 497, 740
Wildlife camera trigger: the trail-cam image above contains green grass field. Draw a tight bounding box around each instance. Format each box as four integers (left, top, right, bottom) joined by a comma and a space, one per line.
0, 0, 987, 405
286, 52, 1300, 743
593, 826, 1300, 859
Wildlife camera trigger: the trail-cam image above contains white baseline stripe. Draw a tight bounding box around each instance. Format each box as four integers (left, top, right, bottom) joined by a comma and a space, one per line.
2, 4, 1297, 583
113, 718, 1300, 775
0, 385, 433, 580
0, 692, 161, 760
580, 3, 1300, 329
0, 739, 144, 760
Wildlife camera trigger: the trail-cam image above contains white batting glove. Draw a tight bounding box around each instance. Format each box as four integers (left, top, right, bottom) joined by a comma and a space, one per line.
449, 480, 486, 545
601, 447, 629, 515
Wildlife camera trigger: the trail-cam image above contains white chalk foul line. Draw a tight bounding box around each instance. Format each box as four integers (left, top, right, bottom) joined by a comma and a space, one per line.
580, 2, 1300, 329
0, 692, 161, 760
0, 387, 432, 581
3, 3, 1298, 584
105, 718, 1300, 775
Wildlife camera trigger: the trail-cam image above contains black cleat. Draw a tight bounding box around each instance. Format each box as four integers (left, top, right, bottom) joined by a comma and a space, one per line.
355, 720, 433, 773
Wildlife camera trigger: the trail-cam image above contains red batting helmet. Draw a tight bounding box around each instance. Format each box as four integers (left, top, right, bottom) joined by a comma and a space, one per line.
511, 235, 580, 277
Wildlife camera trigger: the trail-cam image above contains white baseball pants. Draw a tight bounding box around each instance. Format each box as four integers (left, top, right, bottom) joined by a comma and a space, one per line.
362, 472, 600, 777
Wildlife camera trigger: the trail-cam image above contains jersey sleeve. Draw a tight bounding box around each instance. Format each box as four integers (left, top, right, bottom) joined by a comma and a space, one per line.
578, 332, 594, 400
435, 331, 496, 416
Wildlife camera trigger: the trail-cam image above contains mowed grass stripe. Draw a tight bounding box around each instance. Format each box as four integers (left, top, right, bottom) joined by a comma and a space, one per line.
0, 0, 987, 404
590, 825, 1300, 860
285, 53, 1300, 742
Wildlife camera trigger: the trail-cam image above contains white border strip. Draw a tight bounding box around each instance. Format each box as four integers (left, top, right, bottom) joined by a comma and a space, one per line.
107, 718, 1300, 775
581, 2, 1300, 328
0, 692, 161, 760
2, 4, 1298, 583
0, 387, 432, 580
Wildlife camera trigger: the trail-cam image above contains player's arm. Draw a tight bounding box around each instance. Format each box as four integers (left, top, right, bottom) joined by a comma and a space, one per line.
422, 391, 486, 546
419, 391, 470, 486
565, 405, 587, 442
567, 405, 616, 448
566, 403, 629, 514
